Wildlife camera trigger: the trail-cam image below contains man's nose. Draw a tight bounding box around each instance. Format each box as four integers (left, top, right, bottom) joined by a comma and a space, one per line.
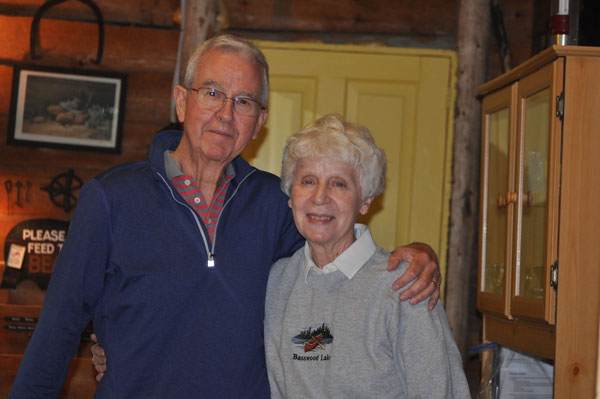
215, 98, 235, 121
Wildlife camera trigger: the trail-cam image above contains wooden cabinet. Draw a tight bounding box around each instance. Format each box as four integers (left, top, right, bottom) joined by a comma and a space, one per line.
477, 46, 600, 398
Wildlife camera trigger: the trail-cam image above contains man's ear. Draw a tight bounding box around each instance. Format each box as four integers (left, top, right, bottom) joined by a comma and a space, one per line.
173, 85, 188, 123
359, 197, 374, 215
252, 107, 269, 140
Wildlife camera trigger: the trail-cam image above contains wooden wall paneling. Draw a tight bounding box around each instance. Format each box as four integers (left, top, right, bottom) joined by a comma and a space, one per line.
222, 0, 457, 36
0, 73, 172, 168
0, 16, 179, 71
124, 72, 173, 124
0, 163, 100, 397
487, 0, 550, 79
0, 66, 12, 111
118, 122, 167, 160
0, 0, 179, 27
0, 15, 178, 168
1, 137, 144, 170
0, 164, 101, 240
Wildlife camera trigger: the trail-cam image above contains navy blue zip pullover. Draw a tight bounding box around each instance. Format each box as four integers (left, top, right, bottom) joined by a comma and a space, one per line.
10, 130, 304, 398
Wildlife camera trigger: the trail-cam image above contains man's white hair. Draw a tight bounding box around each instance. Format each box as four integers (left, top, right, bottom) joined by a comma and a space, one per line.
184, 34, 270, 107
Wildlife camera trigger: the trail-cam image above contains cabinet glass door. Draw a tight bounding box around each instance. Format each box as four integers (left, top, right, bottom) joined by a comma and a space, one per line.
517, 88, 549, 300
485, 107, 510, 295
512, 60, 562, 323
478, 85, 515, 317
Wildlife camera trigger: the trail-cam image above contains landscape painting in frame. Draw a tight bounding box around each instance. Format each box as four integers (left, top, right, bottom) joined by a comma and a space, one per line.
8, 65, 126, 153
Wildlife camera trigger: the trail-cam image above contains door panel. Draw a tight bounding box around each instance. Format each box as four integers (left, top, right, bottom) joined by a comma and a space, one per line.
346, 80, 416, 249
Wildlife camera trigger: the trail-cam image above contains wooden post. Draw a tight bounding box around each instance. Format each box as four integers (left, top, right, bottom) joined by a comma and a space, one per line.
169, 0, 219, 124
445, 0, 491, 361
179, 0, 219, 83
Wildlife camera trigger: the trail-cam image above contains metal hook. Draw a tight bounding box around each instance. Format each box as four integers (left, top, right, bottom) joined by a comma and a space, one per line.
30, 0, 105, 64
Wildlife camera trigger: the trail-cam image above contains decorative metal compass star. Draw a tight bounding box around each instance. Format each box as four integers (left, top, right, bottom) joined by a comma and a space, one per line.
41, 169, 83, 212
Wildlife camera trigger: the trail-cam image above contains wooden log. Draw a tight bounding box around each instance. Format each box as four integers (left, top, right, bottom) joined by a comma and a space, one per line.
122, 72, 173, 124
178, 0, 219, 84
0, 0, 179, 27
0, 16, 179, 72
445, 0, 491, 361
221, 0, 457, 36
0, 67, 173, 123
0, 117, 160, 169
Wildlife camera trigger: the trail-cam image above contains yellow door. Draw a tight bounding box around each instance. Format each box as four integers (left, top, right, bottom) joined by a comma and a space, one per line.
243, 41, 456, 286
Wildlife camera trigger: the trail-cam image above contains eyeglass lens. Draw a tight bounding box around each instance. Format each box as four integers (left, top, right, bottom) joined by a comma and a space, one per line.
192, 87, 262, 116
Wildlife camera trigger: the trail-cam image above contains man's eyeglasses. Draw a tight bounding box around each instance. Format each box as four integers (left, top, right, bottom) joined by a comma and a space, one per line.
187, 87, 265, 117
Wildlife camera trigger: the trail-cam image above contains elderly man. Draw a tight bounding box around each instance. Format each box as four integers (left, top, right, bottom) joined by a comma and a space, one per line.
10, 35, 441, 398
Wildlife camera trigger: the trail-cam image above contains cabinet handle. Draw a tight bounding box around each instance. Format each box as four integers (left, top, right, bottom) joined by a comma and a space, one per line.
523, 191, 533, 207
498, 192, 523, 207
497, 193, 506, 208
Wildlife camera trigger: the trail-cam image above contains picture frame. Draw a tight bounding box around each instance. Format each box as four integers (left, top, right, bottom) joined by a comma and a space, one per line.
7, 65, 127, 153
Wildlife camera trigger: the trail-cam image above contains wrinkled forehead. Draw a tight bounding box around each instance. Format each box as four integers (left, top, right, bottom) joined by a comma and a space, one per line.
193, 49, 264, 93
294, 156, 358, 177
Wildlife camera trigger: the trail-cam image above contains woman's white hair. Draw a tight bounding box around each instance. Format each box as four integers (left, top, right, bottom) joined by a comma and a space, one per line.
281, 114, 387, 200
184, 34, 270, 107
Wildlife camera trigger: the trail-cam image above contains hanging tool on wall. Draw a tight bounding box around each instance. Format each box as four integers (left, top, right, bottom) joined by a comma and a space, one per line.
25, 181, 32, 203
30, 0, 104, 64
15, 181, 24, 208
5, 179, 13, 215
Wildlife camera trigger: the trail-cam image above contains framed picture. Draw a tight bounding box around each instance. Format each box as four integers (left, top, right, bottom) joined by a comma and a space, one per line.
7, 65, 127, 153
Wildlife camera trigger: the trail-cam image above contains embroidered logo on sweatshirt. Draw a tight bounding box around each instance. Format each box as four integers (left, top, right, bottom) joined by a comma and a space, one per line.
290, 323, 333, 361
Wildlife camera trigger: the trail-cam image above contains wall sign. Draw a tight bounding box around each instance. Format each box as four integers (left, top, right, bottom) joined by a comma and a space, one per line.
1, 218, 69, 290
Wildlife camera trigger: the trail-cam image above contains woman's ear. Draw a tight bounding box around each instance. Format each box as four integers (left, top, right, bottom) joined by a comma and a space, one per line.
359, 197, 374, 215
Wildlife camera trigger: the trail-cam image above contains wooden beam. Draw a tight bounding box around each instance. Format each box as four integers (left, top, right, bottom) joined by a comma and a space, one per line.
178, 0, 218, 84
0, 0, 179, 27
445, 0, 491, 361
221, 0, 457, 36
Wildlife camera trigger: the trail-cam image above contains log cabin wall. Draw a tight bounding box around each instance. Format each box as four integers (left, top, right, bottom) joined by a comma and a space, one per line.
0, 0, 548, 397
0, 0, 548, 175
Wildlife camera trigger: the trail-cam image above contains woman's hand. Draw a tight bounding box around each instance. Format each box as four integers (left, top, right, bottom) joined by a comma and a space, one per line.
388, 242, 441, 310
90, 333, 107, 382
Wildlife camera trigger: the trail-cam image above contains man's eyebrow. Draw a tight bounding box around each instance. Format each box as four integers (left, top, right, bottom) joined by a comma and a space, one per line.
199, 80, 258, 100
199, 80, 222, 89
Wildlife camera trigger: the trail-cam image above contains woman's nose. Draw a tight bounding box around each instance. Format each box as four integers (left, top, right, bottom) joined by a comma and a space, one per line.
312, 183, 329, 204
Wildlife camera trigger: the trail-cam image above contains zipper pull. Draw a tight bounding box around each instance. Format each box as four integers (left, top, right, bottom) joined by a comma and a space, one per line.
207, 253, 215, 268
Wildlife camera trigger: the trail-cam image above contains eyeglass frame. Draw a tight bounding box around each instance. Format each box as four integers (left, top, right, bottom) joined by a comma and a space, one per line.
186, 86, 266, 117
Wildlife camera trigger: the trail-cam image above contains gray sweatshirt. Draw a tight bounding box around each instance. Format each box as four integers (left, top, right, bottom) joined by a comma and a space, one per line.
265, 224, 470, 399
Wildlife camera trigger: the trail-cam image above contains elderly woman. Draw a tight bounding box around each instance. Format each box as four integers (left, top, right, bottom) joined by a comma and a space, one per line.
264, 114, 469, 398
